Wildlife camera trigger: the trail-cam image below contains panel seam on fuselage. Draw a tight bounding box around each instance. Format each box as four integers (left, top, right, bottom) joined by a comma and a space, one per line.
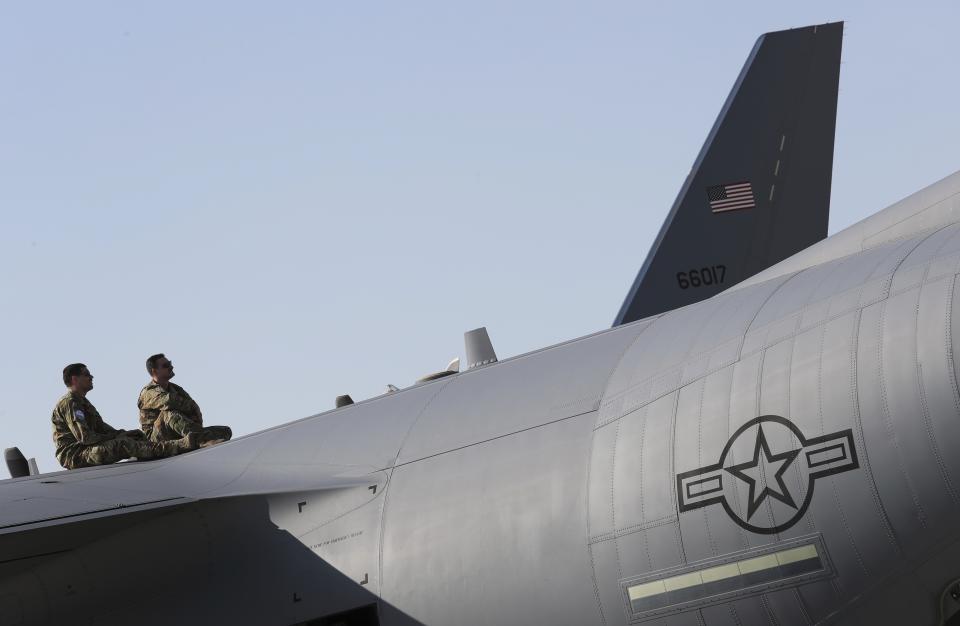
594, 269, 960, 431
381, 408, 597, 472
378, 378, 455, 598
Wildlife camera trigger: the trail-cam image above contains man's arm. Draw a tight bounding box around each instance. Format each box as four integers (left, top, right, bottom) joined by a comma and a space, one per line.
75, 399, 119, 435
169, 384, 202, 424
183, 390, 202, 424
98, 421, 120, 434
137, 388, 160, 432
59, 402, 109, 445
92, 410, 120, 435
88, 408, 142, 440
138, 386, 165, 411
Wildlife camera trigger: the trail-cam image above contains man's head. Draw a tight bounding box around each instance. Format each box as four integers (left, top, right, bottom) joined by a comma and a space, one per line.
62, 363, 93, 394
146, 353, 175, 384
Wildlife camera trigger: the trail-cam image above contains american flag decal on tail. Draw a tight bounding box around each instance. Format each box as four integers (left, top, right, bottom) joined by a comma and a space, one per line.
707, 181, 756, 213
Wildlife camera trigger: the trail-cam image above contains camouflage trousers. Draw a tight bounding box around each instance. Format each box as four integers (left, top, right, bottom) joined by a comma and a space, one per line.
147, 410, 232, 444
68, 434, 192, 470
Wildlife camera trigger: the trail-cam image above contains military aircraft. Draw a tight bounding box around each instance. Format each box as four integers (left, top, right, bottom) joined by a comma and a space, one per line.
4, 21, 960, 626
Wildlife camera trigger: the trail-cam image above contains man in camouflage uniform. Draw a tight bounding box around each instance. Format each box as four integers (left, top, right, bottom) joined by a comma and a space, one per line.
52, 363, 199, 470
138, 353, 232, 445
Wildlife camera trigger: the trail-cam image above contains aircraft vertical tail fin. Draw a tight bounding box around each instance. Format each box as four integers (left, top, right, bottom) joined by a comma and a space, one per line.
614, 22, 843, 326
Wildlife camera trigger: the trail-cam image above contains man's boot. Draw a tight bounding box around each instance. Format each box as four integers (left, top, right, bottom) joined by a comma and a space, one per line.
177, 432, 201, 454
126, 439, 170, 461
153, 432, 200, 458
196, 426, 231, 448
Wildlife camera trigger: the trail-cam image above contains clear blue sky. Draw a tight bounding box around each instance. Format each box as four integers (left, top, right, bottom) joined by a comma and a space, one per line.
2, 2, 958, 472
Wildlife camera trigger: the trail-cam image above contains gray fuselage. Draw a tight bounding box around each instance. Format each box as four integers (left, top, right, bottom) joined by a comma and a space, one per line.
4, 214, 960, 626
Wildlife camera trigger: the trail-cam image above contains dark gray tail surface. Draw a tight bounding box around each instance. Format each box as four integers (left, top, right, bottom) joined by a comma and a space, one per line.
614, 22, 843, 326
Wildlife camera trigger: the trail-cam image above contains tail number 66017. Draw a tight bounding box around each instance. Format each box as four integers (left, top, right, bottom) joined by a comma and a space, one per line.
677, 265, 726, 289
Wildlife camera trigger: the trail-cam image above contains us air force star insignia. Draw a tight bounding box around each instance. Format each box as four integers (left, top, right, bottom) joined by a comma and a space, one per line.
725, 425, 800, 520
74, 409, 85, 420
676, 415, 859, 534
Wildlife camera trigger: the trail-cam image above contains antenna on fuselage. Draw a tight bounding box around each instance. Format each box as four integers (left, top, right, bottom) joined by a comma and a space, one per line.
416, 357, 461, 383
4, 447, 30, 479
465, 327, 497, 369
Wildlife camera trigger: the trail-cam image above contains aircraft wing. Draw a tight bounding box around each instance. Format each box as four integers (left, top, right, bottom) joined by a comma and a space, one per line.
0, 433, 393, 625
0, 427, 382, 540
615, 22, 843, 325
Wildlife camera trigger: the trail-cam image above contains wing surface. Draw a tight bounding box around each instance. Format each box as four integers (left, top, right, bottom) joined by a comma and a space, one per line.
0, 430, 377, 538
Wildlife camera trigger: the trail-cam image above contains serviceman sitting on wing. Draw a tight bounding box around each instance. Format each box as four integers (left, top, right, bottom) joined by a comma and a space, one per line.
138, 353, 232, 446
52, 363, 199, 470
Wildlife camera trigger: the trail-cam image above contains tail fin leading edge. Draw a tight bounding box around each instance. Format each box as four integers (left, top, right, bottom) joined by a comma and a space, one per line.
614, 22, 843, 326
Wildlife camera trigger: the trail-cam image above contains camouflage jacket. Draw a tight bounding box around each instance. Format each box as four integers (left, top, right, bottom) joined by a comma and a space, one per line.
138, 381, 202, 437
51, 392, 119, 468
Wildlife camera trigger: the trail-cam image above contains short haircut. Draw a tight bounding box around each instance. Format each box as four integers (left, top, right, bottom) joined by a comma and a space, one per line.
146, 353, 166, 374
62, 363, 87, 387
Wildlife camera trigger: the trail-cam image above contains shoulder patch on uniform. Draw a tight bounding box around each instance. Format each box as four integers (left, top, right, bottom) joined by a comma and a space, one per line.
74, 409, 86, 420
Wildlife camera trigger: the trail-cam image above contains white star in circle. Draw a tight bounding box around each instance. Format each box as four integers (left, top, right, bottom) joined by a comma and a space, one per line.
724, 425, 801, 520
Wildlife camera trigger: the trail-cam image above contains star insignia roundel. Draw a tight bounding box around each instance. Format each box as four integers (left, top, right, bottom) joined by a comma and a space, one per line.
676, 415, 860, 534
724, 425, 800, 520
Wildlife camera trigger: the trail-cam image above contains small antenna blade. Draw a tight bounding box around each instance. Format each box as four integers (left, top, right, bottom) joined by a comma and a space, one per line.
465, 327, 497, 369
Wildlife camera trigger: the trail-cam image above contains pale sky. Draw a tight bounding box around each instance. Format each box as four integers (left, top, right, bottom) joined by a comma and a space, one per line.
2, 2, 959, 472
